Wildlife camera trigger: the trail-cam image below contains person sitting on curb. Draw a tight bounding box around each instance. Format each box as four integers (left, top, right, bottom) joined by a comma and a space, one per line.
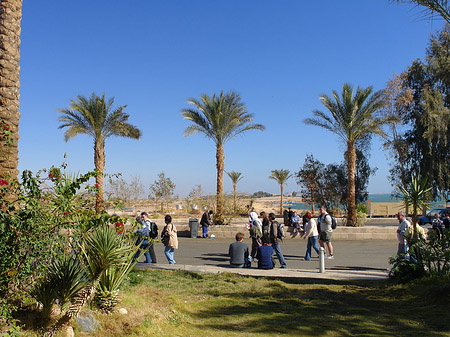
228, 232, 251, 268
291, 211, 302, 237
256, 236, 274, 269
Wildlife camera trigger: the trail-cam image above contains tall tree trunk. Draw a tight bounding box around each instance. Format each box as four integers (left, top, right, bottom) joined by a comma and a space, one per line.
0, 0, 22, 190
346, 141, 357, 226
280, 184, 284, 216
94, 139, 105, 212
311, 187, 315, 214
233, 183, 237, 214
215, 144, 225, 224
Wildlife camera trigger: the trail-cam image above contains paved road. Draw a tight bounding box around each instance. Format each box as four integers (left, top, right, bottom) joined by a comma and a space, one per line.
141, 237, 395, 273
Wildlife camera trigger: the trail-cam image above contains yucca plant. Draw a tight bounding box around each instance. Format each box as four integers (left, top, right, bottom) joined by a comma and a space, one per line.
396, 174, 432, 241
95, 247, 138, 313
30, 254, 86, 323
46, 225, 131, 336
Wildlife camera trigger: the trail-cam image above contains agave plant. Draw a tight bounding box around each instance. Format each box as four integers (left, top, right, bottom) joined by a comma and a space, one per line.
95, 247, 138, 313
46, 225, 132, 336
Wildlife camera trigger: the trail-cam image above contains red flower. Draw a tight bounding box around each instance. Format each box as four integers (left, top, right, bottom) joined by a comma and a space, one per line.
63, 211, 69, 215
115, 222, 124, 234
0, 179, 9, 186
94, 184, 99, 188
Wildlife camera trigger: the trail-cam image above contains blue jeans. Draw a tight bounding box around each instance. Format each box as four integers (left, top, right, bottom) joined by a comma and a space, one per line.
272, 242, 287, 267
305, 236, 320, 260
164, 246, 176, 264
202, 225, 209, 238
134, 242, 151, 263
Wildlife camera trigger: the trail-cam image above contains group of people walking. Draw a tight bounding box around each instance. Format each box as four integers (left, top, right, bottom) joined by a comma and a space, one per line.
133, 212, 178, 264
396, 210, 450, 256
229, 206, 335, 269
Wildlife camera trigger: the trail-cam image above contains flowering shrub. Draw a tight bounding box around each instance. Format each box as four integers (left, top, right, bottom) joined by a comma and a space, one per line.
0, 164, 128, 326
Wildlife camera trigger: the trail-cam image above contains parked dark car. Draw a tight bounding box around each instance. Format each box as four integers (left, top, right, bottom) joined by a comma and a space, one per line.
418, 208, 450, 225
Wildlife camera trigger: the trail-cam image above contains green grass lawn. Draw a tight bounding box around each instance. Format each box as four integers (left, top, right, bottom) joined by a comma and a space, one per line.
13, 270, 450, 336
81, 270, 450, 337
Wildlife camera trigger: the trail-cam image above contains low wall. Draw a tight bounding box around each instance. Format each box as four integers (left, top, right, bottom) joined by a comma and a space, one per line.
174, 223, 397, 240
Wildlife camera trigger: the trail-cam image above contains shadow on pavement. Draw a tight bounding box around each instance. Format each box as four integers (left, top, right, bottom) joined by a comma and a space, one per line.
327, 265, 389, 272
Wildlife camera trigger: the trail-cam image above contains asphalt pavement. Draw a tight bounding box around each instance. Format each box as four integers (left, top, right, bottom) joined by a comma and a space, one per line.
135, 237, 396, 280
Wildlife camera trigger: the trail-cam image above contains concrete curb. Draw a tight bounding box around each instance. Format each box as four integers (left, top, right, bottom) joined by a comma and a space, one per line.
134, 263, 389, 280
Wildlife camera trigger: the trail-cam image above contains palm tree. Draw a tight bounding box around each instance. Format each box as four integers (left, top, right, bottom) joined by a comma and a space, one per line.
304, 83, 387, 226
0, 0, 23, 188
392, 1, 450, 23
57, 93, 141, 212
182, 91, 264, 224
269, 169, 292, 215
226, 171, 243, 213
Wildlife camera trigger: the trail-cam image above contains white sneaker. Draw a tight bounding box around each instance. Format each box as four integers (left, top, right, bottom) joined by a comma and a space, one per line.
326, 255, 334, 259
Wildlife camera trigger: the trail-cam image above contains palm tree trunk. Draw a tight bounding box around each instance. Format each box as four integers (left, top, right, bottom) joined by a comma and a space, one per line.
0, 0, 22, 189
94, 139, 105, 212
280, 184, 284, 216
233, 183, 237, 214
215, 144, 225, 224
346, 141, 357, 226
45, 277, 100, 337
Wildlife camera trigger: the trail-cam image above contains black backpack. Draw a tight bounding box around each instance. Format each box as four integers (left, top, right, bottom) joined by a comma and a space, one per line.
328, 214, 337, 230
150, 222, 158, 239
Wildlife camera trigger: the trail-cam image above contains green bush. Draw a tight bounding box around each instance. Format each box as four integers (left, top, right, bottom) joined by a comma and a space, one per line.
0, 164, 128, 329
389, 230, 450, 282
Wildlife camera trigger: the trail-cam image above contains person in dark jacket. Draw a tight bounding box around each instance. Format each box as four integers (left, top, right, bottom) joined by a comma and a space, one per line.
228, 232, 250, 268
256, 236, 274, 269
443, 213, 450, 230
200, 210, 213, 238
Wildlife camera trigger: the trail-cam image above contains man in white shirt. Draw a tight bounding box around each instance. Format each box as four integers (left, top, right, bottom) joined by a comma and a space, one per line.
396, 211, 411, 255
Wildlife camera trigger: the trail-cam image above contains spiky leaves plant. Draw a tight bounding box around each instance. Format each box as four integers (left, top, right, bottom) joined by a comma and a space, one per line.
396, 174, 432, 241
304, 83, 387, 226
57, 93, 141, 212
46, 225, 131, 336
182, 91, 264, 224
30, 254, 86, 322
226, 171, 243, 214
269, 169, 292, 216
95, 245, 138, 313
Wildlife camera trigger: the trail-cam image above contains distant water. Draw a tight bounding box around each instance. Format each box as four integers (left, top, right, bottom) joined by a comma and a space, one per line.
367, 193, 398, 203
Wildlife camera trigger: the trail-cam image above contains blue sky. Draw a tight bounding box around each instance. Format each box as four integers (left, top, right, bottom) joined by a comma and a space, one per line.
18, 1, 443, 197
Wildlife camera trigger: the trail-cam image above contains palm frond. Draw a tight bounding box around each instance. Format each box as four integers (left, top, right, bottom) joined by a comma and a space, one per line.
269, 169, 293, 185
57, 93, 141, 142
226, 171, 243, 184
392, 0, 450, 24
181, 91, 264, 146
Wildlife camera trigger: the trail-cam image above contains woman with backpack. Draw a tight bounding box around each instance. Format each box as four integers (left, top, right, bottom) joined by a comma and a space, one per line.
161, 214, 178, 264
